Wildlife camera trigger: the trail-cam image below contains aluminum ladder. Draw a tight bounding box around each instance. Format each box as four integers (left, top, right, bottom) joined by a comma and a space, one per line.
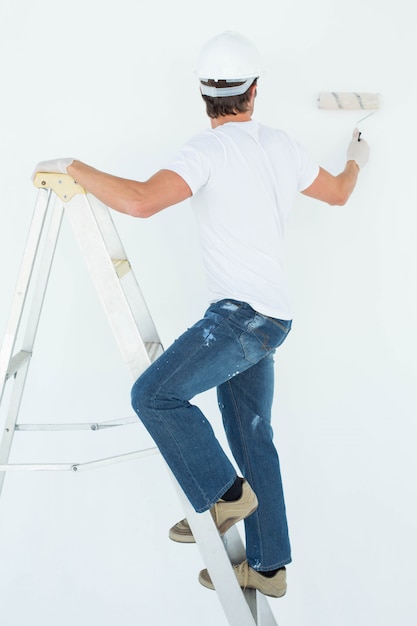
0, 172, 279, 625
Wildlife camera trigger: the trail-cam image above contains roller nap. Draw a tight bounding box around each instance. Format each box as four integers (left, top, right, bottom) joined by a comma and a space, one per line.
318, 92, 380, 110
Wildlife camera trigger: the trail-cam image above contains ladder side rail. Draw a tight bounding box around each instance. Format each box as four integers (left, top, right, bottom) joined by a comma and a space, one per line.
86, 193, 130, 258
0, 189, 52, 400
63, 194, 153, 380
0, 359, 31, 494
19, 196, 65, 353
0, 197, 66, 497
255, 593, 280, 626
117, 270, 163, 350
220, 527, 279, 625
222, 525, 258, 620
87, 195, 162, 347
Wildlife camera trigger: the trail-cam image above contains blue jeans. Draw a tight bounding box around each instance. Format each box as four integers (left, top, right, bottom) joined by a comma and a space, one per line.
131, 299, 292, 571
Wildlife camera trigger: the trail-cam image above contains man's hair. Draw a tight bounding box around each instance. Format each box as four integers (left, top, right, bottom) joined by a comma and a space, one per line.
200, 78, 258, 119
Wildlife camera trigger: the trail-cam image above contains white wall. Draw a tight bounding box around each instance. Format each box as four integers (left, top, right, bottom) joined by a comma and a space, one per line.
0, 1, 416, 625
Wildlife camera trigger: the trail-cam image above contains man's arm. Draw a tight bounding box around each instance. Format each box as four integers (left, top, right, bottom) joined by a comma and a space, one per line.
302, 161, 359, 206
33, 159, 192, 218
302, 128, 369, 206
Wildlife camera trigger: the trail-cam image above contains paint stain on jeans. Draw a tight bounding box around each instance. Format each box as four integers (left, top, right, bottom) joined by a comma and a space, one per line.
220, 301, 239, 312
202, 326, 216, 347
252, 415, 262, 430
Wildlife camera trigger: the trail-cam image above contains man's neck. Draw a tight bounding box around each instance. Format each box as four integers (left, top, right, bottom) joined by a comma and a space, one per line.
210, 112, 252, 129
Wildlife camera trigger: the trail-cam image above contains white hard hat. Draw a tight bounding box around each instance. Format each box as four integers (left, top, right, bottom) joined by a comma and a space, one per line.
196, 31, 261, 97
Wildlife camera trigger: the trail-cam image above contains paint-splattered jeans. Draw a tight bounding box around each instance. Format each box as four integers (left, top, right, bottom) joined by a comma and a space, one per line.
131, 299, 292, 571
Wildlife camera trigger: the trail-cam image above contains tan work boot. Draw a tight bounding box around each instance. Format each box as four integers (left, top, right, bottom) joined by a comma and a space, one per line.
199, 560, 287, 598
169, 479, 258, 543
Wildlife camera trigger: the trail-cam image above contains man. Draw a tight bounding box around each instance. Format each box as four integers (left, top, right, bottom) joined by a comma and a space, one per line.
32, 31, 369, 598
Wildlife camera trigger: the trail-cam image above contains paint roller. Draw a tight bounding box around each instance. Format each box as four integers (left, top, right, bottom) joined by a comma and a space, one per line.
317, 92, 379, 140
317, 92, 380, 111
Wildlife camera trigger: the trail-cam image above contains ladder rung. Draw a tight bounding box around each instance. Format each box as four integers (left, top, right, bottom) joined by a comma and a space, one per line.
6, 350, 32, 380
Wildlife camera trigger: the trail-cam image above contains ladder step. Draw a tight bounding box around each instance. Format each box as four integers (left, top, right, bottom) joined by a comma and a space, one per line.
112, 258, 131, 279
6, 350, 31, 380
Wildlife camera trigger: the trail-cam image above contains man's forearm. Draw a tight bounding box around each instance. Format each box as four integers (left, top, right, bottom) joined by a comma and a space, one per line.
336, 160, 360, 202
67, 160, 145, 216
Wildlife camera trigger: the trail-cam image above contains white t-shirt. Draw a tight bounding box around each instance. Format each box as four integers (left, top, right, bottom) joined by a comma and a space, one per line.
167, 120, 319, 320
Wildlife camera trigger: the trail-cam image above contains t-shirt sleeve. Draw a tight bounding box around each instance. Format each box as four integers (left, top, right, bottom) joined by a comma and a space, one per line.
294, 140, 320, 191
165, 137, 212, 196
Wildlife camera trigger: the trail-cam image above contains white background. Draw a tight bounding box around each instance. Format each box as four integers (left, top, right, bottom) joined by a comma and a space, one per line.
0, 1, 416, 625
